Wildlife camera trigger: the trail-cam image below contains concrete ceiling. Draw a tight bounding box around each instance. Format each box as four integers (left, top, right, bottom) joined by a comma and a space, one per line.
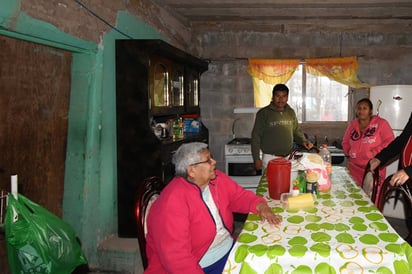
152, 0, 412, 28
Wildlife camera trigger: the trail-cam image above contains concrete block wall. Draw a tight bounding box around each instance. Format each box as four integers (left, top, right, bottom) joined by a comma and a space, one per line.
200, 60, 255, 169
196, 27, 412, 171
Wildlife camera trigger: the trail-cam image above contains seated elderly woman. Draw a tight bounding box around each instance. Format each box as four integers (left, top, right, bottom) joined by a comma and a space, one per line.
145, 142, 281, 274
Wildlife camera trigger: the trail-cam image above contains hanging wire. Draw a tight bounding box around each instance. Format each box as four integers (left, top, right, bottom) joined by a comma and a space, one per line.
73, 0, 133, 39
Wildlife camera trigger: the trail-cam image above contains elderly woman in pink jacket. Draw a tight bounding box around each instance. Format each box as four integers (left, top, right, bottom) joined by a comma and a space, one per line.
145, 142, 280, 274
343, 98, 394, 188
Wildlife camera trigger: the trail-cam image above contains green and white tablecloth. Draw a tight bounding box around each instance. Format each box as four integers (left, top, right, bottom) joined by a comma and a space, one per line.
223, 166, 412, 273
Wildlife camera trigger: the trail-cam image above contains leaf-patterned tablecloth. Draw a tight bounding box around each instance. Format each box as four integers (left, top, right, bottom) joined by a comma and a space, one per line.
224, 166, 412, 274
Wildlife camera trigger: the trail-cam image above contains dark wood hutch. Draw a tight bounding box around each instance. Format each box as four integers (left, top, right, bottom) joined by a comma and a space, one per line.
115, 40, 209, 237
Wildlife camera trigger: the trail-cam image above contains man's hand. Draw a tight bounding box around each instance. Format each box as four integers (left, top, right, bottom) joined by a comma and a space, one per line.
256, 202, 281, 226
302, 141, 314, 150
255, 159, 263, 171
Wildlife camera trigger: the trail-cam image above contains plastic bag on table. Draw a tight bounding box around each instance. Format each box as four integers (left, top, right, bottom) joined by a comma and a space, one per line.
296, 152, 332, 192
4, 193, 87, 274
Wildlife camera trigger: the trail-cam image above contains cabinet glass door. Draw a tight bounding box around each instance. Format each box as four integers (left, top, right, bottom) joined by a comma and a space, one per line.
186, 70, 200, 111
153, 63, 169, 107
171, 66, 184, 107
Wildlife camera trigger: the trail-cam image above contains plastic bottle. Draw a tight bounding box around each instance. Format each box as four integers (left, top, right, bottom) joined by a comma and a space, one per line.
293, 170, 306, 194
173, 117, 183, 140
319, 144, 332, 176
178, 117, 184, 139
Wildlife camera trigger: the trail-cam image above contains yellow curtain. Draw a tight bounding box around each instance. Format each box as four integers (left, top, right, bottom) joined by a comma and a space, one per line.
247, 58, 300, 85
306, 56, 370, 88
247, 59, 301, 107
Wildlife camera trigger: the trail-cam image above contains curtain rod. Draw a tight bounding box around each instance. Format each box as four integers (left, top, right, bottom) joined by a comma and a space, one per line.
207, 55, 365, 62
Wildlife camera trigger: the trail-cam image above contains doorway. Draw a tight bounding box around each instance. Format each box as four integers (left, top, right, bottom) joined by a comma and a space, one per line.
0, 35, 72, 273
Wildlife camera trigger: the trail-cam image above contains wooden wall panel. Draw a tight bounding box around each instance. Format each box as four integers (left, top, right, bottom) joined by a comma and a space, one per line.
0, 35, 72, 273
0, 35, 71, 217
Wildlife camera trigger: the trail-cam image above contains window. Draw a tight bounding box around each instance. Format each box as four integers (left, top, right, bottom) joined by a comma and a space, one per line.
255, 64, 349, 123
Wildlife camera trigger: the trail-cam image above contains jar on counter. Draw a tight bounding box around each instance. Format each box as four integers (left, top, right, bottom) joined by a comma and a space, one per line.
306, 171, 318, 195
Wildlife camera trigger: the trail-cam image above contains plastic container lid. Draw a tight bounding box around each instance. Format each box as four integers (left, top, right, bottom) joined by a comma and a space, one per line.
280, 192, 316, 210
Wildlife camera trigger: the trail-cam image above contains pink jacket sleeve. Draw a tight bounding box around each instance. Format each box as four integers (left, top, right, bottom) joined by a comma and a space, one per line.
372, 118, 395, 157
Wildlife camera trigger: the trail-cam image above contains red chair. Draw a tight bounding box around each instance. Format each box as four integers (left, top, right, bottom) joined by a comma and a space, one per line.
135, 176, 165, 269
376, 175, 412, 245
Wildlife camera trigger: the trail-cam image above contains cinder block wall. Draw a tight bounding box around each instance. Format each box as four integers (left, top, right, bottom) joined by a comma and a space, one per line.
196, 28, 412, 171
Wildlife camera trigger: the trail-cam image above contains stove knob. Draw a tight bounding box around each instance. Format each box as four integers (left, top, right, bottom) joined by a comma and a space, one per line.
228, 148, 233, 154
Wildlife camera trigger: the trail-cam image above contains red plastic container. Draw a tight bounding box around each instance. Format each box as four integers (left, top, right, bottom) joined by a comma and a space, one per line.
266, 158, 291, 200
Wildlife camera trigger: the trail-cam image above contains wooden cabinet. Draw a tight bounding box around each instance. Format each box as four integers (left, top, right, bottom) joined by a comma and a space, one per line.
115, 40, 208, 237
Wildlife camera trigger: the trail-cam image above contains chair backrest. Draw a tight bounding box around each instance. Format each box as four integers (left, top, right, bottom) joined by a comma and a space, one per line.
376, 175, 412, 244
135, 176, 165, 269
288, 145, 320, 160
361, 165, 379, 204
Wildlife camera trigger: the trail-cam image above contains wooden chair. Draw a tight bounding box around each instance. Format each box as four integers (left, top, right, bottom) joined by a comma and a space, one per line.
376, 175, 412, 245
135, 176, 165, 269
288, 145, 320, 160
361, 165, 380, 204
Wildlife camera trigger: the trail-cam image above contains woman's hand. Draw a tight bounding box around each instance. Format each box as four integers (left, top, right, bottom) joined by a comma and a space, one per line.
390, 169, 410, 186
369, 158, 381, 171
256, 202, 281, 226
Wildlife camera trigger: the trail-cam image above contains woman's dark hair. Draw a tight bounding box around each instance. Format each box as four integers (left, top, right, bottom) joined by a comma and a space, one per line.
272, 84, 289, 96
357, 98, 373, 110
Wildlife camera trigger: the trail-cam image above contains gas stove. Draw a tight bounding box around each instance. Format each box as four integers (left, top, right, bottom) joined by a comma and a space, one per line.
224, 137, 260, 191
225, 138, 252, 155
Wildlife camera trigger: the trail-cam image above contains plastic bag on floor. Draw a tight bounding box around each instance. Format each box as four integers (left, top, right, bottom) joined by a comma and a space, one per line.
4, 193, 87, 274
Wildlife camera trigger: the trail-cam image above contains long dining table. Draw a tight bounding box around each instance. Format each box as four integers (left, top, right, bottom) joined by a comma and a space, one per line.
224, 166, 412, 273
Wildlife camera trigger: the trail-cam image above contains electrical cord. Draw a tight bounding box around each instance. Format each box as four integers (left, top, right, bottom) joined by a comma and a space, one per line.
73, 0, 133, 39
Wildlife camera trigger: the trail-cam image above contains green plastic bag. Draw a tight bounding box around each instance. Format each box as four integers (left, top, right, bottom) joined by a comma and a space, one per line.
4, 193, 87, 274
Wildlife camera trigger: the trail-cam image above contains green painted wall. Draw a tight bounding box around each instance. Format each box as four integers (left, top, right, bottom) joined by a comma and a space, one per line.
1, 1, 167, 267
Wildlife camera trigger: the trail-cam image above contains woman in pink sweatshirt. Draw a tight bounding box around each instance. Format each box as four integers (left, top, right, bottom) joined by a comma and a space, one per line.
343, 98, 394, 189
145, 142, 281, 274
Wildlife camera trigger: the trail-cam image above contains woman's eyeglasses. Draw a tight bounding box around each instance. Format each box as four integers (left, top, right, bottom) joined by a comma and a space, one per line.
190, 157, 213, 166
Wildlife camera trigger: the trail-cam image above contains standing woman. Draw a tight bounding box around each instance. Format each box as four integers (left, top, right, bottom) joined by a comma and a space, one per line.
342, 98, 395, 187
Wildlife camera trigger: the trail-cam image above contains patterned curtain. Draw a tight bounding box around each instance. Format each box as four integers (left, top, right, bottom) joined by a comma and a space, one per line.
247, 56, 369, 107
247, 59, 300, 107
247, 58, 300, 84
306, 56, 369, 88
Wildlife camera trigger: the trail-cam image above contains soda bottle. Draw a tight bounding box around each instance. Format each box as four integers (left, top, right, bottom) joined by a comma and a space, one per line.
319, 144, 332, 176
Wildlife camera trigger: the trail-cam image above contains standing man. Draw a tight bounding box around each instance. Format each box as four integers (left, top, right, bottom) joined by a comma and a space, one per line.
251, 84, 313, 171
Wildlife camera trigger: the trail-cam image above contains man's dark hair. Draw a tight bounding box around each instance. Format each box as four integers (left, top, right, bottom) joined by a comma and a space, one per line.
272, 84, 289, 96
